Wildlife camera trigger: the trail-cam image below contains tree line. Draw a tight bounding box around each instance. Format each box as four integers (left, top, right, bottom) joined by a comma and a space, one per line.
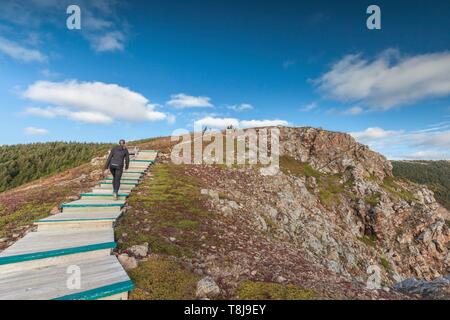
392, 160, 450, 210
0, 142, 112, 193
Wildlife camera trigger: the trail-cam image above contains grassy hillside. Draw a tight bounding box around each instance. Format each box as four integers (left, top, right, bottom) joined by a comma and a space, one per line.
0, 142, 112, 193
392, 160, 450, 210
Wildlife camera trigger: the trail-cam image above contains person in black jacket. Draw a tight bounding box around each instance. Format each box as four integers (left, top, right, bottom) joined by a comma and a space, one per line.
104, 139, 130, 200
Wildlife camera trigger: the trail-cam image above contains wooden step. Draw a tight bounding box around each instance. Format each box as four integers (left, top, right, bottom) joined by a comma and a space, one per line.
80, 193, 128, 200
62, 200, 126, 213
0, 229, 115, 273
103, 177, 140, 182
99, 180, 138, 185
0, 256, 132, 300
123, 170, 146, 174
36, 211, 123, 231
97, 184, 134, 191
91, 188, 131, 195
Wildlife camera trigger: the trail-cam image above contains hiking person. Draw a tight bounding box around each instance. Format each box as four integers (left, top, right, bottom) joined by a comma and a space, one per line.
104, 139, 130, 200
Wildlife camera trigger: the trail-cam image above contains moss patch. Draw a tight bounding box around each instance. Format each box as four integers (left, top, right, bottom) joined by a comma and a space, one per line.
129, 256, 200, 300
382, 177, 416, 203
280, 156, 321, 179
358, 235, 377, 248
280, 156, 348, 207
236, 281, 316, 300
380, 258, 392, 271
364, 193, 381, 207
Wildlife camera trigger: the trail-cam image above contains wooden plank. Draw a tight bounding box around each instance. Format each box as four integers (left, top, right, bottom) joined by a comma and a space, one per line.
38, 211, 122, 222
0, 229, 115, 264
0, 256, 132, 300
91, 188, 131, 195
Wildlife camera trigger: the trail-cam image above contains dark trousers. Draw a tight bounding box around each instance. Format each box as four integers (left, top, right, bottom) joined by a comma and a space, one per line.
110, 166, 123, 193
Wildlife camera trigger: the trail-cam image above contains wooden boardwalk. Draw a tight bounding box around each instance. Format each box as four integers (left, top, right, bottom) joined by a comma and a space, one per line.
0, 150, 158, 300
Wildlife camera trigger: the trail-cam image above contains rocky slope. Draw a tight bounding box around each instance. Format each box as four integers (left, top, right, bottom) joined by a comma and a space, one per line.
170, 127, 448, 298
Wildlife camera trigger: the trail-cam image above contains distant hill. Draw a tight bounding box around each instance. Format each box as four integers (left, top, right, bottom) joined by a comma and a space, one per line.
0, 142, 112, 193
392, 160, 450, 210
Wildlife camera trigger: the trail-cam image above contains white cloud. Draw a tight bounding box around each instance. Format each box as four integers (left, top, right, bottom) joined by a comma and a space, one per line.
167, 93, 213, 109
40, 69, 61, 78
24, 126, 49, 136
350, 126, 450, 160
317, 50, 450, 110
240, 119, 289, 128
350, 127, 403, 145
90, 31, 125, 53
195, 117, 239, 129
344, 106, 364, 115
0, 36, 46, 63
227, 103, 254, 112
23, 80, 169, 124
401, 150, 450, 160
194, 117, 288, 130
300, 102, 318, 112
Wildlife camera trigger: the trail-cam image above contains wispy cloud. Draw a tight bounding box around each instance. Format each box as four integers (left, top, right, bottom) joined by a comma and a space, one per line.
350, 126, 450, 160
300, 102, 318, 112
23, 80, 171, 124
167, 93, 213, 109
89, 31, 125, 53
227, 103, 254, 112
316, 49, 450, 110
24, 126, 49, 136
282, 59, 297, 69
343, 106, 364, 115
0, 36, 47, 63
0, 0, 129, 54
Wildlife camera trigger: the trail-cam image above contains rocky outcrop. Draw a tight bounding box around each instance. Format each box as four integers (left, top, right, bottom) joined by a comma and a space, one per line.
194, 127, 450, 292
279, 127, 392, 180
394, 276, 450, 299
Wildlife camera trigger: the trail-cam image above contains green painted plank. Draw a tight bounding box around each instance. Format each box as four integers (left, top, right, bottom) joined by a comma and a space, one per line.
0, 242, 116, 265
54, 280, 134, 300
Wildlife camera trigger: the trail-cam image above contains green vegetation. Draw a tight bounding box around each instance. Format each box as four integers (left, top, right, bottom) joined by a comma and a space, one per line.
358, 235, 377, 248
0, 185, 74, 238
382, 176, 416, 203
236, 281, 316, 300
115, 163, 212, 258
0, 142, 111, 192
280, 156, 321, 179
392, 161, 450, 210
280, 156, 347, 207
129, 257, 200, 300
380, 258, 392, 271
364, 193, 381, 207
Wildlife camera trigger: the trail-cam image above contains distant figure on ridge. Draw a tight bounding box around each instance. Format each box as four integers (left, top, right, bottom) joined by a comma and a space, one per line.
104, 139, 130, 200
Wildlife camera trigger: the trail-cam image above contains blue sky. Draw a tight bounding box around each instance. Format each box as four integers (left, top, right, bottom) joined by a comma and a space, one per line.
0, 0, 449, 159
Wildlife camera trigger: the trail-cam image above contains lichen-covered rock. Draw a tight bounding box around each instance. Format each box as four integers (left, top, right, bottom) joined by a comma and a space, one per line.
128, 243, 149, 258
196, 276, 221, 299
118, 253, 138, 270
